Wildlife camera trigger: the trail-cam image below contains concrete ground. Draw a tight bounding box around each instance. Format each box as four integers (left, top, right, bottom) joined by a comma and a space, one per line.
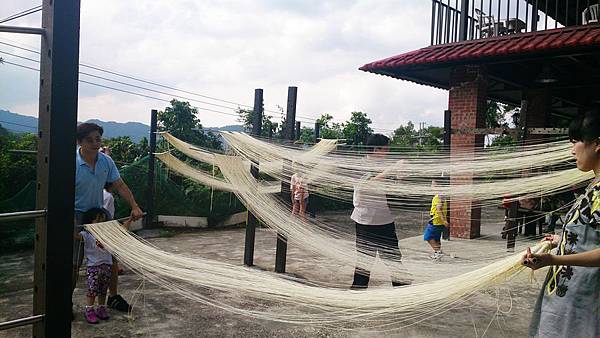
0, 208, 547, 337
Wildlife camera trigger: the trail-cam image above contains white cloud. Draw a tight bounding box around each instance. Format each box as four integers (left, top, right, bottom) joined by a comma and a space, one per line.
0, 0, 448, 131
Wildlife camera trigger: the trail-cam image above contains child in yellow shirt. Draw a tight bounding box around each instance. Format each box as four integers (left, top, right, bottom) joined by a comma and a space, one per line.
424, 179, 448, 260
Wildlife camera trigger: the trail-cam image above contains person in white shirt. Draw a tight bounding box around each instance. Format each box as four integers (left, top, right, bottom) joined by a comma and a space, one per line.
350, 134, 408, 289
290, 172, 309, 219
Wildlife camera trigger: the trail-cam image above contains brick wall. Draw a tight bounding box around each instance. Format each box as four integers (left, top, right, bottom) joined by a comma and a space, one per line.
448, 65, 486, 239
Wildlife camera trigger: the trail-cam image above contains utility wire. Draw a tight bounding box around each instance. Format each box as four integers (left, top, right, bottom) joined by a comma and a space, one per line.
0, 119, 37, 130
2, 59, 242, 119
0, 5, 42, 24
0, 40, 364, 128
0, 40, 395, 131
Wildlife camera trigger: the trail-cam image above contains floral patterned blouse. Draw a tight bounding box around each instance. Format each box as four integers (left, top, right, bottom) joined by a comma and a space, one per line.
529, 179, 600, 338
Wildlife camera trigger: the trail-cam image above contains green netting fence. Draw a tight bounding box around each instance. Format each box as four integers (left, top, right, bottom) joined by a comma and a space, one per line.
0, 156, 247, 253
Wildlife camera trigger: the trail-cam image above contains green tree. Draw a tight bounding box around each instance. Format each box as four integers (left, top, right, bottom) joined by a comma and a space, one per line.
485, 100, 517, 128
390, 121, 418, 147
342, 112, 373, 145
159, 99, 222, 150
297, 127, 315, 144
316, 114, 343, 139
103, 136, 148, 165
0, 132, 37, 201
236, 107, 276, 138
390, 123, 443, 152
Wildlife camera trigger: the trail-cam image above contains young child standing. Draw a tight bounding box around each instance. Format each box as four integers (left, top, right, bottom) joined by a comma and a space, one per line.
424, 179, 448, 260
75, 208, 112, 324
290, 172, 309, 219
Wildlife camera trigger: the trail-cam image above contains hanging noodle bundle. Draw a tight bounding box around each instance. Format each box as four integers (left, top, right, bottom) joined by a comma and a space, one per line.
87, 220, 550, 329
98, 131, 581, 330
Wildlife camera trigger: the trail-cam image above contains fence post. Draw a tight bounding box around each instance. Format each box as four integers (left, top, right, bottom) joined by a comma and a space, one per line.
145, 109, 157, 228
244, 89, 263, 266
276, 87, 297, 273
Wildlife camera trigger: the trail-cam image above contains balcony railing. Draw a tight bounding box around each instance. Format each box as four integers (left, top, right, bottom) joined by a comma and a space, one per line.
431, 0, 600, 45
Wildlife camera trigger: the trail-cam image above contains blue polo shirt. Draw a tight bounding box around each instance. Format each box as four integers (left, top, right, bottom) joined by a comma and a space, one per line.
75, 148, 120, 212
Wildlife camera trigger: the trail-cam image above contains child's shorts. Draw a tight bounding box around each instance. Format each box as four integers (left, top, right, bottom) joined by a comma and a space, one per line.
423, 223, 446, 241
87, 263, 112, 298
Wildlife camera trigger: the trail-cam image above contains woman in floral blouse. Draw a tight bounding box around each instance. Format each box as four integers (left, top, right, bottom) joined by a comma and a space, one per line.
523, 109, 600, 338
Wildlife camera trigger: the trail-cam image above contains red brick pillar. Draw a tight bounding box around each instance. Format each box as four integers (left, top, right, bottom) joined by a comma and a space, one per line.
448, 65, 487, 239
523, 88, 551, 141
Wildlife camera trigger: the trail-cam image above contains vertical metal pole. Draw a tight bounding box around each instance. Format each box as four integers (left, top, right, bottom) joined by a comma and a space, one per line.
442, 110, 451, 240
244, 89, 263, 266
431, 0, 437, 45
507, 200, 518, 250
285, 87, 297, 140
276, 87, 297, 273
531, 0, 539, 32
295, 121, 301, 141
33, 1, 81, 337
145, 109, 157, 228
252, 89, 263, 136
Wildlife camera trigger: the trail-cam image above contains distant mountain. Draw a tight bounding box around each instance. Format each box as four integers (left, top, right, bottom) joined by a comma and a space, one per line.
0, 110, 38, 134
86, 119, 150, 143
0, 109, 244, 142
207, 124, 245, 132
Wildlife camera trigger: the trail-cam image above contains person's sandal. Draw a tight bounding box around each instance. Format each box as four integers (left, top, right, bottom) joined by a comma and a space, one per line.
107, 294, 132, 312
84, 307, 99, 324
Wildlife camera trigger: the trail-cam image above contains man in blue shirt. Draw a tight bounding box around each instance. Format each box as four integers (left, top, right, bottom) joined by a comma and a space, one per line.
73, 122, 144, 314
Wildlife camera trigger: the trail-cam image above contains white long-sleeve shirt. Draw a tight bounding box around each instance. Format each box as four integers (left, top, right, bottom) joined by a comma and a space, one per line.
350, 172, 395, 225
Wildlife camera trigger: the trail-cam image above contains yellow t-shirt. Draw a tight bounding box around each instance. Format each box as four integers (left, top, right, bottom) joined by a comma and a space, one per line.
429, 194, 447, 226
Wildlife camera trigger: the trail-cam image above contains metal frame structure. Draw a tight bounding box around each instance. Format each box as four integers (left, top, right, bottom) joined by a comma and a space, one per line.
0, 1, 81, 336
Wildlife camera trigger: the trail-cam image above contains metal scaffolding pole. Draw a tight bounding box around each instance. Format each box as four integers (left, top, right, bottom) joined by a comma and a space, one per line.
32, 1, 81, 337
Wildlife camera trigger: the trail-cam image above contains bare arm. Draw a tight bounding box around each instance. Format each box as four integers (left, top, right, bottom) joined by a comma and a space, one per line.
436, 204, 448, 225
523, 247, 600, 270
111, 178, 144, 221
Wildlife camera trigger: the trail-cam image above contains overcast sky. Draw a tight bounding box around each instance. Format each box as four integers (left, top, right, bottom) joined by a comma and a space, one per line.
0, 1, 448, 133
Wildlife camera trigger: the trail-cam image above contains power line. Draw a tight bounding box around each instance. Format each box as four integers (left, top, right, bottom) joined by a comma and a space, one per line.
0, 119, 38, 130
0, 39, 395, 132
0, 40, 327, 125
0, 5, 42, 24
2, 59, 242, 119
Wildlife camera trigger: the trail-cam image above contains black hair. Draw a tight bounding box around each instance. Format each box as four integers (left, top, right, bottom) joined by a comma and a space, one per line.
366, 134, 390, 150
76, 123, 104, 141
81, 208, 107, 224
569, 108, 600, 144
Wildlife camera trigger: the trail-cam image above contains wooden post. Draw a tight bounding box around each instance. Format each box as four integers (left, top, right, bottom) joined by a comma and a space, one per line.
442, 110, 451, 240
244, 89, 263, 267
285, 87, 297, 140
506, 201, 518, 251
295, 121, 301, 141
276, 87, 297, 273
145, 109, 157, 227
314, 122, 320, 141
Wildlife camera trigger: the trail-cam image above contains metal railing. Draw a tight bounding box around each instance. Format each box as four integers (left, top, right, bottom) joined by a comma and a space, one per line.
431, 0, 600, 45
0, 209, 46, 332
0, 209, 47, 222
0, 315, 44, 331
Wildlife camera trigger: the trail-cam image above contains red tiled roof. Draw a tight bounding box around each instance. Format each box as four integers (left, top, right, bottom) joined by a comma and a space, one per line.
360, 25, 600, 74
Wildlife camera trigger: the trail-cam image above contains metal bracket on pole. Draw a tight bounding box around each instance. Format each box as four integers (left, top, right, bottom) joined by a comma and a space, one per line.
0, 25, 46, 35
